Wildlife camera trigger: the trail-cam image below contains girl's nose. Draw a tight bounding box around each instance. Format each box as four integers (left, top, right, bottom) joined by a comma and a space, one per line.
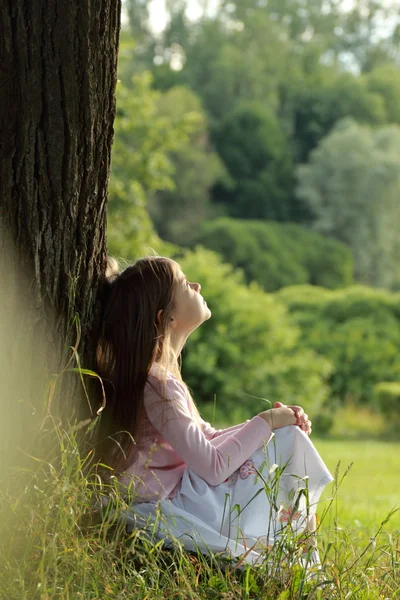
192, 282, 201, 293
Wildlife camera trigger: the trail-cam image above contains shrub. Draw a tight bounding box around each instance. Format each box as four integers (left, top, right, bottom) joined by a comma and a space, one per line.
195, 218, 353, 292
330, 403, 386, 438
276, 285, 400, 407
373, 382, 400, 425
177, 247, 332, 422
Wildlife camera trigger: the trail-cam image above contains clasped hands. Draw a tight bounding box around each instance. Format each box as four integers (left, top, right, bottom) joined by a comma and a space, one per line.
259, 401, 312, 436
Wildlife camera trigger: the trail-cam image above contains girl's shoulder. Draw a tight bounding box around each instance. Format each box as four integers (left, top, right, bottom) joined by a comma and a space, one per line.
146, 369, 188, 400
144, 371, 192, 419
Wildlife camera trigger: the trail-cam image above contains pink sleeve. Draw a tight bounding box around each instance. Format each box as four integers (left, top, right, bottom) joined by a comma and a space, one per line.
144, 377, 273, 486
201, 419, 250, 440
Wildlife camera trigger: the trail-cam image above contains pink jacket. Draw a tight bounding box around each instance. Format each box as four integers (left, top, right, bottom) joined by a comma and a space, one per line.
123, 372, 273, 502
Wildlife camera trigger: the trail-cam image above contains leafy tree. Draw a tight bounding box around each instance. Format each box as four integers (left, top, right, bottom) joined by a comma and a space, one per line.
291, 72, 386, 162
221, 0, 400, 72
335, 0, 400, 72
163, 0, 192, 59
117, 1, 400, 245
171, 12, 297, 123
297, 118, 400, 288
221, 0, 342, 45
123, 0, 157, 72
148, 86, 226, 246
173, 19, 228, 104
212, 103, 294, 220
178, 248, 332, 422
108, 74, 199, 259
366, 65, 400, 125
195, 218, 353, 291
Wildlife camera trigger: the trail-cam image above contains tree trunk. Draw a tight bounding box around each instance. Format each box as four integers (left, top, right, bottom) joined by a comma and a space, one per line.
0, 0, 121, 467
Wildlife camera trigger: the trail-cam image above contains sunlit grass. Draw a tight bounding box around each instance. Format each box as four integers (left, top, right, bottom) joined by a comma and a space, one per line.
0, 429, 399, 599
316, 439, 400, 532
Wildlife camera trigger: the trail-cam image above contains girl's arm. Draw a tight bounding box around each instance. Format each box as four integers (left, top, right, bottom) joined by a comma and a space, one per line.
200, 419, 250, 440
200, 402, 312, 440
144, 377, 273, 487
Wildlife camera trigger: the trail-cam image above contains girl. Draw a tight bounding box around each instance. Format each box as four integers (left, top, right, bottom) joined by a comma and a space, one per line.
95, 256, 333, 566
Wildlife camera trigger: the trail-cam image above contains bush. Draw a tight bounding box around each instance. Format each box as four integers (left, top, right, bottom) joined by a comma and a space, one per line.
373, 382, 400, 425
177, 247, 332, 421
195, 218, 353, 292
329, 403, 386, 439
276, 285, 400, 407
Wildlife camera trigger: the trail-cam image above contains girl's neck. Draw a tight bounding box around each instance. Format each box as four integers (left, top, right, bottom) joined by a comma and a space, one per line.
152, 343, 183, 380
170, 330, 188, 357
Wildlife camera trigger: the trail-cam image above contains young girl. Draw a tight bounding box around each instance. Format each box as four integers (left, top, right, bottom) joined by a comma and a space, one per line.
95, 256, 333, 566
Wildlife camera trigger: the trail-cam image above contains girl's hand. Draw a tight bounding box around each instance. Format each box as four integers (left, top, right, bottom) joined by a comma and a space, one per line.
274, 401, 312, 435
258, 407, 297, 430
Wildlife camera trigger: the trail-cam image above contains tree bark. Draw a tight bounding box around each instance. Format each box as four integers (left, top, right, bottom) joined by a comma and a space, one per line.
0, 0, 121, 465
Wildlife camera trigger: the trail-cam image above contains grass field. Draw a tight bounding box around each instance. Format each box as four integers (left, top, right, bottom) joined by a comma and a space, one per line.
0, 436, 399, 599
314, 439, 400, 533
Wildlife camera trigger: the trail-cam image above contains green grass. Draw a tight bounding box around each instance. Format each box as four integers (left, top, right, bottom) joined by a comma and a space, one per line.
315, 439, 400, 532
0, 434, 399, 599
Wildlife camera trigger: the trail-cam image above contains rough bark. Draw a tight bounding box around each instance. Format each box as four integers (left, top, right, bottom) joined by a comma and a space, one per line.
0, 0, 121, 465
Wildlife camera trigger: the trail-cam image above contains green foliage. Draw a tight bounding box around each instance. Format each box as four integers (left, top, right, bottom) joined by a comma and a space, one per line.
291, 73, 386, 162
194, 218, 353, 292
113, 1, 400, 250
108, 73, 200, 259
276, 285, 400, 407
366, 66, 400, 125
297, 118, 400, 288
148, 86, 226, 246
223, 0, 342, 44
221, 0, 400, 72
373, 382, 400, 426
178, 248, 332, 420
112, 7, 400, 253
211, 103, 295, 220
330, 403, 386, 439
335, 0, 400, 72
181, 13, 294, 121
122, 1, 156, 73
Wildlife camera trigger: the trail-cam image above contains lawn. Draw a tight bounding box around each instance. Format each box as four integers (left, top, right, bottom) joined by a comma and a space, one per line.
0, 436, 399, 599
314, 438, 400, 533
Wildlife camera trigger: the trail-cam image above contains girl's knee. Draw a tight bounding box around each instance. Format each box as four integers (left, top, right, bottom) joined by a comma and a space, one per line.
273, 424, 301, 441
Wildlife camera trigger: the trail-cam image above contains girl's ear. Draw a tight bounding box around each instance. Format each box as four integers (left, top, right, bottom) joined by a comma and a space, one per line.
157, 309, 177, 329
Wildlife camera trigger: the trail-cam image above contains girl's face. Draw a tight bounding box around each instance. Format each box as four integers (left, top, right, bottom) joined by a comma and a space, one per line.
169, 264, 211, 337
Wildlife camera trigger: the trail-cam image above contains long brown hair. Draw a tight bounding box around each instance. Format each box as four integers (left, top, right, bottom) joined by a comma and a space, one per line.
94, 256, 181, 473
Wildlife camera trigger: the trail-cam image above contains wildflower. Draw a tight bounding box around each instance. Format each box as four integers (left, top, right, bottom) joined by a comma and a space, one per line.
279, 506, 301, 524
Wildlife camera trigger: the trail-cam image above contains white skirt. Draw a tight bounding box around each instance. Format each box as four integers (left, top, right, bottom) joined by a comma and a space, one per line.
127, 426, 333, 566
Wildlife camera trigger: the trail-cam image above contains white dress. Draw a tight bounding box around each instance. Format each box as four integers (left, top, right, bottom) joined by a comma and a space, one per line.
124, 426, 333, 566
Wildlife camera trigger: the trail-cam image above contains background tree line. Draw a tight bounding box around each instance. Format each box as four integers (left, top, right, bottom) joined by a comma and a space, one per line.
111, 0, 400, 289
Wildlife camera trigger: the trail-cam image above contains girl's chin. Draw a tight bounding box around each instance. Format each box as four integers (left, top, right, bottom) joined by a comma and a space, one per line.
198, 308, 211, 325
